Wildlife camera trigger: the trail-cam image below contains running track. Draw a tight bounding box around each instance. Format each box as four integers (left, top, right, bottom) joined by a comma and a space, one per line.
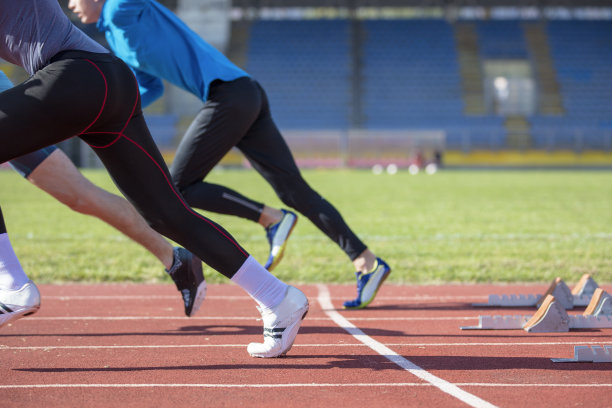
1, 283, 610, 407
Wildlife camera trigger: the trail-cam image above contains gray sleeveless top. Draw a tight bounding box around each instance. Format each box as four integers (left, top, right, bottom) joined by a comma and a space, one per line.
0, 0, 108, 75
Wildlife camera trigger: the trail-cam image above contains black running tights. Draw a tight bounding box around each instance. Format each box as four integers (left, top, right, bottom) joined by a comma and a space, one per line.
0, 51, 248, 277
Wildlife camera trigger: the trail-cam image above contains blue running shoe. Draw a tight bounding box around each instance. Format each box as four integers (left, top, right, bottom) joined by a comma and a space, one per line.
264, 210, 298, 271
343, 258, 391, 309
166, 247, 207, 317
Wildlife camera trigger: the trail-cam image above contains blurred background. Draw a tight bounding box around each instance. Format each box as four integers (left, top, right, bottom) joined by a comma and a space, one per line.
3, 0, 612, 170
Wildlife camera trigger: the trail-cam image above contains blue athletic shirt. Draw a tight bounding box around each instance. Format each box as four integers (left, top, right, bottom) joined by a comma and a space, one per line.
97, 0, 249, 108
0, 70, 12, 91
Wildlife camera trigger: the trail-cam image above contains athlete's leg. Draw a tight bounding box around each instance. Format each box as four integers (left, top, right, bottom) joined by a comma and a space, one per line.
1, 54, 306, 350
0, 208, 29, 290
237, 82, 389, 309
1, 53, 260, 278
1, 63, 204, 315
170, 78, 285, 228
3, 68, 193, 288
0, 207, 40, 328
79, 61, 293, 322
26, 148, 174, 268
236, 81, 375, 267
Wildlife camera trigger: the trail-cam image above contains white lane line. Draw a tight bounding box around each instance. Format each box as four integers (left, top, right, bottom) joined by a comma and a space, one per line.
1, 341, 609, 351
21, 316, 475, 321
43, 295, 490, 301
45, 296, 253, 301
24, 316, 258, 321
456, 383, 612, 387
1, 383, 610, 389
316, 284, 497, 408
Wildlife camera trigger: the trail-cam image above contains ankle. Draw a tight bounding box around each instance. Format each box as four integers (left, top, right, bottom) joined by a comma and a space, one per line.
258, 206, 284, 228
352, 249, 377, 273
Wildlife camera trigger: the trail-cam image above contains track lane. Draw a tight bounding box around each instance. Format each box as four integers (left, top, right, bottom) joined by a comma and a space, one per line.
0, 283, 610, 408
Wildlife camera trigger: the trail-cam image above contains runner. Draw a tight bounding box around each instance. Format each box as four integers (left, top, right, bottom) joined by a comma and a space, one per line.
1, 67, 204, 317
68, 0, 392, 308
0, 0, 307, 358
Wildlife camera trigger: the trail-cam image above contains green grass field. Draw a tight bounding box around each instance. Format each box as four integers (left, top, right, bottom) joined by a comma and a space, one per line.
1, 167, 611, 285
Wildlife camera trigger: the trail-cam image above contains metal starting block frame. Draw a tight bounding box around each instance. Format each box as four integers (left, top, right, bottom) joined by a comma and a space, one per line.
472, 274, 599, 309
461, 315, 531, 330
551, 345, 612, 363
461, 289, 612, 331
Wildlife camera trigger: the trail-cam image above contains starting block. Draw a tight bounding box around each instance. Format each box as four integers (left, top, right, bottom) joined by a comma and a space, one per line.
523, 295, 570, 332
571, 274, 600, 307
551, 345, 612, 363
462, 290, 612, 331
582, 288, 612, 317
472, 274, 599, 309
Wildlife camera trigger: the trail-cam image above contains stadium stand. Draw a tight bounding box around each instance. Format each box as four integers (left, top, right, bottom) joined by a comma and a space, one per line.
242, 17, 611, 155
530, 21, 612, 150
361, 19, 463, 126
244, 18, 507, 150
246, 20, 352, 129
144, 114, 179, 149
477, 20, 529, 59
1, 1, 604, 169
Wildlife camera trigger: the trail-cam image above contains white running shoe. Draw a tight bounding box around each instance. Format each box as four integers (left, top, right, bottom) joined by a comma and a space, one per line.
248, 286, 309, 358
0, 281, 41, 328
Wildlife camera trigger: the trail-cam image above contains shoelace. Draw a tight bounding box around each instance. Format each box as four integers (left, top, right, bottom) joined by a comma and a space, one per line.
355, 272, 369, 291
355, 260, 381, 290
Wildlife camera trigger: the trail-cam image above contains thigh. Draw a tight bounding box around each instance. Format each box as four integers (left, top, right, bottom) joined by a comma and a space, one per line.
237, 82, 303, 183
91, 112, 249, 275
0, 59, 109, 163
9, 146, 58, 178
170, 78, 261, 189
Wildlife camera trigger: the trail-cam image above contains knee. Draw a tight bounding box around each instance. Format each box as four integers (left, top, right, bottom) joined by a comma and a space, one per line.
276, 180, 319, 211
170, 172, 183, 192
146, 216, 172, 237
169, 165, 192, 194
142, 205, 188, 239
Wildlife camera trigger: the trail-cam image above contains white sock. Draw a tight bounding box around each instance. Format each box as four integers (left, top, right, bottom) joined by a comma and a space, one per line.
231, 255, 288, 310
0, 233, 30, 290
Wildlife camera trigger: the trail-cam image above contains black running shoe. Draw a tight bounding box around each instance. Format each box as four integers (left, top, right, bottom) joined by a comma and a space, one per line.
166, 247, 206, 317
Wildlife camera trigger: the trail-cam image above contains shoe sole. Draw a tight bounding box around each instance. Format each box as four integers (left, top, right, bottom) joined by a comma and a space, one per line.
343, 267, 392, 310
187, 280, 207, 317
249, 307, 309, 358
266, 216, 298, 271
0, 305, 39, 329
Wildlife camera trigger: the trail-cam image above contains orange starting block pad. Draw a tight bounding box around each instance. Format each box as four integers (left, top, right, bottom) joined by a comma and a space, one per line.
461, 289, 612, 331
472, 274, 599, 309
551, 345, 612, 363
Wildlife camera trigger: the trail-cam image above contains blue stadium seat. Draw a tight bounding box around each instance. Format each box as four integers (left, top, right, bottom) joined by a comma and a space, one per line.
246, 20, 351, 129
477, 20, 529, 59
529, 21, 612, 150
243, 18, 611, 152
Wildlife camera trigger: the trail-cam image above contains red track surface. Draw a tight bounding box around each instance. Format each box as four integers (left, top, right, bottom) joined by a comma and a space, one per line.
1, 283, 611, 407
